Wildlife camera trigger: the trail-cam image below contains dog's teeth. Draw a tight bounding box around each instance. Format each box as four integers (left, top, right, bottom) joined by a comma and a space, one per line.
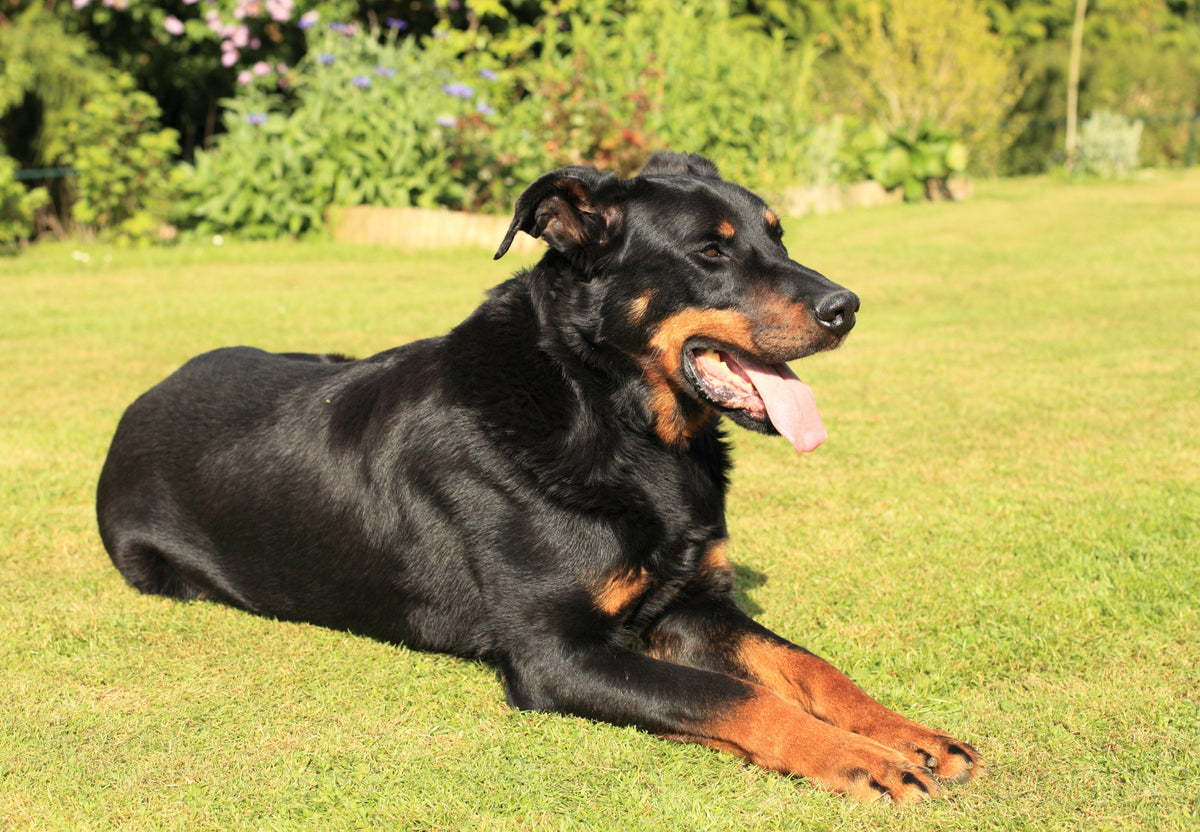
700, 348, 729, 370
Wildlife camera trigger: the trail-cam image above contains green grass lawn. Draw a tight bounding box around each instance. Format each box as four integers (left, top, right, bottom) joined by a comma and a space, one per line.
3, 172, 1198, 830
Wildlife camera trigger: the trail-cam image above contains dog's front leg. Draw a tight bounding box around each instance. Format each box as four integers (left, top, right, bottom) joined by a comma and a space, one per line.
643, 596, 983, 787
498, 640, 940, 803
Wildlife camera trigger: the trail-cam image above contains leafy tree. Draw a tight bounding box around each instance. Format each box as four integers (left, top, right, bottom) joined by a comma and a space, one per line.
1001, 0, 1200, 171
834, 0, 1025, 170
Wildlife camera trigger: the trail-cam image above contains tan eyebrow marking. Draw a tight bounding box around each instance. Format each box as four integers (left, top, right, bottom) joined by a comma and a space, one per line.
716, 219, 736, 238
629, 292, 654, 325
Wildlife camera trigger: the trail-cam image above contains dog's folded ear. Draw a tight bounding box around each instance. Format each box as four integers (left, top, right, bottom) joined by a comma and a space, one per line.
638, 151, 722, 180
495, 166, 621, 260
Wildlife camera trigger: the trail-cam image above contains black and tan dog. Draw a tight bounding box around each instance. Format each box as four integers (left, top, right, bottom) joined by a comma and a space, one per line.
97, 152, 981, 803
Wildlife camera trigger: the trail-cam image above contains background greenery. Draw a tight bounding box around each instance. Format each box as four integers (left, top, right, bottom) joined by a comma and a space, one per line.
2, 0, 1199, 244
3, 173, 1197, 829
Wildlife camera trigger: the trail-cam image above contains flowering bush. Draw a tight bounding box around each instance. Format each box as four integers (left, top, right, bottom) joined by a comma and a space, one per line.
179, 22, 519, 238
60, 0, 360, 155
467, 0, 826, 195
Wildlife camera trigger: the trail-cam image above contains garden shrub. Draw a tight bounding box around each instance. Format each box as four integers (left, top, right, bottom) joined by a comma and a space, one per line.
840, 120, 969, 201
833, 0, 1024, 174
58, 0, 363, 157
0, 7, 112, 183
180, 23, 516, 239
0, 155, 49, 251
58, 72, 183, 244
1074, 110, 1143, 178
487, 0, 828, 195
1081, 36, 1199, 169
1, 7, 182, 243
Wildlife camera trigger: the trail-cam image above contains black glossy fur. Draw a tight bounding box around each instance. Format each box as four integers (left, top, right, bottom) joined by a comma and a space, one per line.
97, 153, 981, 802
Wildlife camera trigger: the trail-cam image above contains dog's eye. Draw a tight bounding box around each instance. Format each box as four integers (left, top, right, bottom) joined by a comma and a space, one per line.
701, 246, 722, 259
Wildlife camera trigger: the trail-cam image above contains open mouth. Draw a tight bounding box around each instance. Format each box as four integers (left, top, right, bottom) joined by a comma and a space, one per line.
685, 348, 828, 454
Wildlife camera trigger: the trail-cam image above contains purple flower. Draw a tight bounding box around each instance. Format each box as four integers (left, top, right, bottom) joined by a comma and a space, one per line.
237, 69, 253, 85
476, 101, 495, 116
386, 17, 408, 30
436, 115, 458, 129
245, 112, 268, 126
253, 61, 271, 76
442, 82, 473, 99
375, 65, 396, 78
72, 0, 91, 9
317, 52, 335, 66
221, 48, 239, 67
164, 15, 185, 36
479, 68, 498, 82
351, 75, 371, 89
298, 10, 319, 29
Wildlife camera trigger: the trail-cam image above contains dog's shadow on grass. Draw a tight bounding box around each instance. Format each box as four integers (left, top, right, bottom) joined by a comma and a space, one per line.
731, 563, 767, 619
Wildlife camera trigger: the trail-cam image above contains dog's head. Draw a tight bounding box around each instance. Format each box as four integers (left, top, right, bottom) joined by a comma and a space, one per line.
496, 152, 859, 454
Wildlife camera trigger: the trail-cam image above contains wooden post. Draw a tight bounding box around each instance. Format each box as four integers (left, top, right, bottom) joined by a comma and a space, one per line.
1064, 0, 1088, 169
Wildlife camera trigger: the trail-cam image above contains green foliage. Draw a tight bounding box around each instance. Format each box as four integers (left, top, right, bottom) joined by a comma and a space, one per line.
999, 0, 1200, 174
0, 7, 181, 242
48, 0, 363, 155
0, 154, 49, 251
1074, 110, 1143, 178
58, 73, 182, 244
834, 0, 1025, 173
180, 25, 514, 239
469, 0, 826, 193
842, 120, 969, 200
0, 6, 113, 167
1082, 33, 1200, 168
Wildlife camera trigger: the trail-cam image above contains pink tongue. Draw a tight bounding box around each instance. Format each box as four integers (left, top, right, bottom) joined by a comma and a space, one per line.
739, 359, 828, 454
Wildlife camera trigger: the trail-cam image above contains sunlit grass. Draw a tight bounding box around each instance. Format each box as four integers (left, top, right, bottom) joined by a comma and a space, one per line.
3, 171, 1198, 830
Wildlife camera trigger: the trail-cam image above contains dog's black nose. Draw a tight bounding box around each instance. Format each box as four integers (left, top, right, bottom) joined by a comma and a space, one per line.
815, 290, 859, 336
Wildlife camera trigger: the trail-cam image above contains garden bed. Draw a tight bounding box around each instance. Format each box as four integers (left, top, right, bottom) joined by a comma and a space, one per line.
328, 205, 542, 254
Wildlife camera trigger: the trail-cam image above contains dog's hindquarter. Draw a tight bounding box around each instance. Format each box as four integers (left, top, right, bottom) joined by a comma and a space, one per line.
96, 343, 500, 653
